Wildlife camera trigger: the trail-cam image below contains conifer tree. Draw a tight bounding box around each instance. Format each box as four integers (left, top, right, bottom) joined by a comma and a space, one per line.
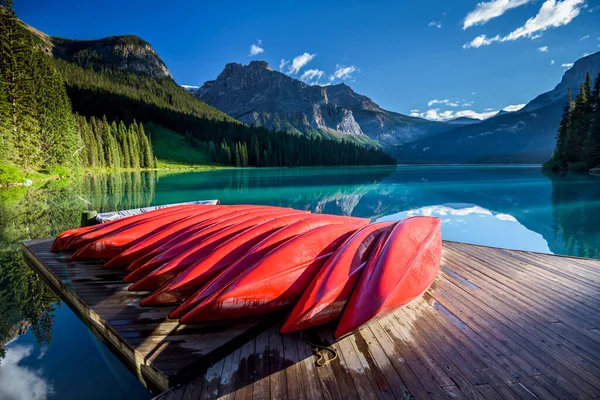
138, 122, 154, 168
553, 89, 573, 164
116, 121, 130, 168
585, 73, 600, 168
0, 71, 12, 163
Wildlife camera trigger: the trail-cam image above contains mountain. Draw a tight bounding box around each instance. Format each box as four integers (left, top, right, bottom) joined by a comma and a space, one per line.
394, 51, 600, 164
445, 116, 482, 125
194, 61, 454, 147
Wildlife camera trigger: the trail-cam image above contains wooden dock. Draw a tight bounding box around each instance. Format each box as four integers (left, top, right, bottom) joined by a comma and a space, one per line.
23, 238, 600, 399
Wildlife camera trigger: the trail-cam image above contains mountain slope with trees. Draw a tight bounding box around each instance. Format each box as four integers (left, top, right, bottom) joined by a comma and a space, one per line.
543, 72, 600, 171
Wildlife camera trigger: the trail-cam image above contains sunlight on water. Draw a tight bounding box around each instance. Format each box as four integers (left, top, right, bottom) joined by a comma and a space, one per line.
1, 165, 599, 399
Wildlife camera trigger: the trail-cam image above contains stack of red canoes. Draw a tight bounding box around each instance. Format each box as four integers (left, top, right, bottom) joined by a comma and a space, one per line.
52, 204, 441, 338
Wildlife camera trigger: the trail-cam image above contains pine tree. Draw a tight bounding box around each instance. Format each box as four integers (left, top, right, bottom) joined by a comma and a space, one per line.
553, 89, 574, 164
585, 73, 600, 168
116, 121, 131, 168
0, 70, 12, 163
565, 84, 589, 163
138, 122, 154, 168
127, 122, 140, 169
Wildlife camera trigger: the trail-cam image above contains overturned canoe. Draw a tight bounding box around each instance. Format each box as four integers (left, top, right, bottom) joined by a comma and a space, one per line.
179, 222, 367, 324
335, 216, 441, 338
141, 213, 315, 306
123, 207, 288, 280
281, 221, 394, 334
169, 214, 369, 319
59, 205, 198, 252
129, 209, 306, 291
69, 206, 221, 260
105, 205, 266, 269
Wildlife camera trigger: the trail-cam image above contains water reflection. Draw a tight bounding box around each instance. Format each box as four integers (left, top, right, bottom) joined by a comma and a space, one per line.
1, 166, 600, 399
0, 345, 54, 400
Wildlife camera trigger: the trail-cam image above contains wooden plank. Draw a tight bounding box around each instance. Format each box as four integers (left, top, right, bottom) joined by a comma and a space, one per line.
24, 237, 600, 400
22, 238, 267, 394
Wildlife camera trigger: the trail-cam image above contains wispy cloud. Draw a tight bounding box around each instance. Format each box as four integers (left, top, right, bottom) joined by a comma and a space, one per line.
249, 42, 264, 56
551, 59, 555, 65
463, 0, 586, 48
463, 34, 501, 49
503, 104, 526, 112
428, 21, 442, 28
463, 0, 533, 29
330, 64, 358, 81
428, 99, 459, 107
580, 34, 590, 40
279, 59, 289, 72
589, 4, 600, 12
561, 62, 574, 68
287, 53, 316, 75
300, 69, 325, 83
537, 45, 549, 52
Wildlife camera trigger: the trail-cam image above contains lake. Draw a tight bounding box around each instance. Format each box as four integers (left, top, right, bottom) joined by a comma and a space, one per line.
1, 165, 599, 399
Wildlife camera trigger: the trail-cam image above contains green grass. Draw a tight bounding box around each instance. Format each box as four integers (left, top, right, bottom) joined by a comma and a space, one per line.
146, 123, 220, 169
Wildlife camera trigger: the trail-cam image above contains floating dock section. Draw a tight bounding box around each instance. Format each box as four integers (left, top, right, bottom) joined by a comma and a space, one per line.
23, 238, 600, 399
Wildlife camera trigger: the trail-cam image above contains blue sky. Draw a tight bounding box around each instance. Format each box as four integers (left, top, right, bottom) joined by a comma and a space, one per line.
16, 0, 600, 121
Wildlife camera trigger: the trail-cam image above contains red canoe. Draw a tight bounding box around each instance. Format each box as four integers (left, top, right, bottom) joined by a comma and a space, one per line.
280, 221, 394, 334
179, 222, 367, 324
124, 207, 289, 276
61, 205, 200, 251
169, 215, 369, 319
104, 205, 266, 268
140, 213, 315, 306
335, 216, 441, 338
69, 206, 217, 260
52, 204, 200, 252
128, 210, 305, 290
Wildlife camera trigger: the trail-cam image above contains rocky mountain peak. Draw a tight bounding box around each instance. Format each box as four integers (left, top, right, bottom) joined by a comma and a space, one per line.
49, 35, 172, 79
195, 61, 452, 145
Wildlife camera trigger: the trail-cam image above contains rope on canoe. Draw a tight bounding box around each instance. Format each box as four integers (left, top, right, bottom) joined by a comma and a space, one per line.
301, 333, 338, 367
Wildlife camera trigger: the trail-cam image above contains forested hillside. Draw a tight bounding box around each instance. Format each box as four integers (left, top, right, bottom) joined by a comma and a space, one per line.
0, 1, 394, 184
54, 54, 395, 168
0, 0, 158, 183
543, 72, 600, 171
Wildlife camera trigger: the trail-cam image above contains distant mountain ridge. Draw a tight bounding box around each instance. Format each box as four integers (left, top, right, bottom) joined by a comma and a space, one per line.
194, 61, 454, 146
393, 51, 600, 164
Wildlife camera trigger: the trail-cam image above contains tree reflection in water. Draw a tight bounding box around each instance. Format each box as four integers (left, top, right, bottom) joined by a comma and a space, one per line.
0, 172, 157, 359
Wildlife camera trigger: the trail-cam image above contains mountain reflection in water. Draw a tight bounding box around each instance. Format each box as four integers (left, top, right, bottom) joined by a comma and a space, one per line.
1, 166, 599, 399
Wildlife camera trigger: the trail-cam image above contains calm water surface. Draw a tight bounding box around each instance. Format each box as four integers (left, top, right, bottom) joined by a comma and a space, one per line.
1, 165, 599, 399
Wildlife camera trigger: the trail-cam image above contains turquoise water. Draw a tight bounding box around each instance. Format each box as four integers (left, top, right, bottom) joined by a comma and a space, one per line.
1, 166, 599, 399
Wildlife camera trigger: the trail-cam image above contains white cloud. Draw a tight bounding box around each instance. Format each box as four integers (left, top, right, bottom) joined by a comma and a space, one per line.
485, 108, 495, 111
428, 99, 459, 107
180, 84, 199, 90
590, 5, 600, 12
580, 34, 590, 40
463, 101, 474, 107
0, 345, 54, 400
503, 103, 526, 112
249, 43, 264, 56
463, 0, 586, 48
300, 69, 325, 82
550, 59, 555, 65
463, 0, 533, 29
562, 62, 574, 68
463, 34, 501, 48
257, 39, 262, 45
279, 59, 289, 72
412, 108, 499, 121
288, 52, 316, 75
428, 21, 442, 28
503, 0, 586, 41
537, 45, 549, 52
330, 64, 358, 81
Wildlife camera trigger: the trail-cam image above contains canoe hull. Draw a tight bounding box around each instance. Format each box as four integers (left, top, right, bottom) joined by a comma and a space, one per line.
335, 216, 441, 338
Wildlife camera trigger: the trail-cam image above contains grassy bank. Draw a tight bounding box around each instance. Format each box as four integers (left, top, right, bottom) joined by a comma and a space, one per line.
0, 124, 224, 186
